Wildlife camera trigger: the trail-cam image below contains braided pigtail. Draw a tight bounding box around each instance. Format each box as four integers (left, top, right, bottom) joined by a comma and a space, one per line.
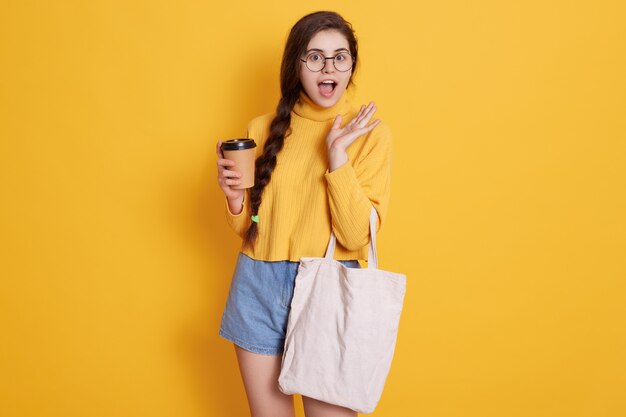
241, 11, 358, 249
242, 95, 298, 249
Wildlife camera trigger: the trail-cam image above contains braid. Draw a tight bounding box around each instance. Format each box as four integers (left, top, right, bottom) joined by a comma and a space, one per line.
240, 11, 358, 250
242, 95, 298, 249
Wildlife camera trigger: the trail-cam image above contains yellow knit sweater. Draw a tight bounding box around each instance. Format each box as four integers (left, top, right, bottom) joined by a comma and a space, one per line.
224, 91, 392, 262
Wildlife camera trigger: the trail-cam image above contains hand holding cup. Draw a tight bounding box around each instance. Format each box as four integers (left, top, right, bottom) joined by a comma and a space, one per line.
216, 141, 245, 201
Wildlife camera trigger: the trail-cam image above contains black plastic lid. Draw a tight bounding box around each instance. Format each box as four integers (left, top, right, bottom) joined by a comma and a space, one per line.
221, 138, 257, 151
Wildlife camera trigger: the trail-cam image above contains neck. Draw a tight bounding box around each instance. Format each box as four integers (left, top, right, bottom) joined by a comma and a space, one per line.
292, 91, 353, 122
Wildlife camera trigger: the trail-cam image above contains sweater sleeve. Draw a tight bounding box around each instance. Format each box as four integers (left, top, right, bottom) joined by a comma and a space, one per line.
224, 189, 251, 239
324, 123, 393, 251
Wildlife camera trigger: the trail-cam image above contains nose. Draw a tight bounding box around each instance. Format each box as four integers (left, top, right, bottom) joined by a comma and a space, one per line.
322, 57, 335, 73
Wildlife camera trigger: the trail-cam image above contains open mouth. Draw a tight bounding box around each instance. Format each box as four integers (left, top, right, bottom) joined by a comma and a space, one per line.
318, 80, 337, 97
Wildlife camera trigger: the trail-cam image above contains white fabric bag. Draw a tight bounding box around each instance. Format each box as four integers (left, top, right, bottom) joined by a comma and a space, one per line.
278, 207, 406, 414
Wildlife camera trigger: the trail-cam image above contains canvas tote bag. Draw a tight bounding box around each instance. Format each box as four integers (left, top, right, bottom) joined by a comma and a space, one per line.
278, 207, 406, 413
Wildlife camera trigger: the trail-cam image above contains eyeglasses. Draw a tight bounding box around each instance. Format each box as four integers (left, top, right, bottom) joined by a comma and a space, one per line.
300, 51, 354, 72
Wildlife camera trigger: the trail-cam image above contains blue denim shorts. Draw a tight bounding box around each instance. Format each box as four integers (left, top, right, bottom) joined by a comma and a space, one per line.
219, 252, 360, 355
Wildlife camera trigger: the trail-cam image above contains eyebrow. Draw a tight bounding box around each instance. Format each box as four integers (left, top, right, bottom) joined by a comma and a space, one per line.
305, 48, 350, 54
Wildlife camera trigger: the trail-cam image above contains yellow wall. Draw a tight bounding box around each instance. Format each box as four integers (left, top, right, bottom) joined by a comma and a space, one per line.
1, 1, 624, 416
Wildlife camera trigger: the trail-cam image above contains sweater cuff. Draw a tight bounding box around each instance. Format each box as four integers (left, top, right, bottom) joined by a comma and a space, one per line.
225, 192, 247, 217
324, 160, 372, 250
224, 191, 252, 239
324, 161, 360, 191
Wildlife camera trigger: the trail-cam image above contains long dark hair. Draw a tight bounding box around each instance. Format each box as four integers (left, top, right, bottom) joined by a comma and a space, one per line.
242, 11, 359, 249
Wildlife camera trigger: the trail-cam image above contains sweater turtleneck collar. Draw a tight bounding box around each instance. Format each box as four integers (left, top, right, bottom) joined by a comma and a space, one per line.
292, 90, 353, 122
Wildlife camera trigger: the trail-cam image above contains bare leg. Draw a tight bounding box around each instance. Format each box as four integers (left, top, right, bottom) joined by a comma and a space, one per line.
234, 344, 295, 417
302, 396, 358, 417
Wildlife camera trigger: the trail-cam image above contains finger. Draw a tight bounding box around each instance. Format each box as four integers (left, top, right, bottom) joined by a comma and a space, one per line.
356, 104, 367, 120
360, 119, 381, 136
358, 104, 377, 128
361, 102, 376, 120
349, 105, 366, 127
221, 169, 242, 178
367, 118, 381, 130
360, 113, 380, 130
332, 114, 342, 130
216, 141, 224, 158
346, 105, 364, 129
217, 158, 236, 167
223, 178, 242, 186
345, 119, 381, 143
353, 102, 374, 127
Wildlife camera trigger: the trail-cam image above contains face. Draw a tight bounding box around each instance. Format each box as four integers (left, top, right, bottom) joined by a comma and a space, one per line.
299, 29, 353, 108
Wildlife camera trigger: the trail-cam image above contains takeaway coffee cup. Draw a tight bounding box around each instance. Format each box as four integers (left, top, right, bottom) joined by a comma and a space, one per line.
221, 138, 257, 189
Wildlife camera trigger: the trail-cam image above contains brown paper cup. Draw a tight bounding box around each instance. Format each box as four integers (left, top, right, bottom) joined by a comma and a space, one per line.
221, 139, 257, 189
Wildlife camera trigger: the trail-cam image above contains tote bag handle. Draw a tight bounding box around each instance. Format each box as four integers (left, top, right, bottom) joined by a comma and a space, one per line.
324, 206, 379, 269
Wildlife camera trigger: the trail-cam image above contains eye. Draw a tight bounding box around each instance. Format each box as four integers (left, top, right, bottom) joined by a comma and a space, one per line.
307, 52, 323, 62
336, 53, 348, 62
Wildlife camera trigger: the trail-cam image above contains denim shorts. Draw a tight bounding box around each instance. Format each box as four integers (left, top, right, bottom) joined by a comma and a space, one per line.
219, 252, 360, 355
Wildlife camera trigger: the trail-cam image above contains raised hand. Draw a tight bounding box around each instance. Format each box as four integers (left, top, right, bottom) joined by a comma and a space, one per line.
326, 101, 381, 171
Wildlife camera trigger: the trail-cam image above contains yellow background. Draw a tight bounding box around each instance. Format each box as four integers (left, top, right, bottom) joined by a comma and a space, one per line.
1, 1, 625, 416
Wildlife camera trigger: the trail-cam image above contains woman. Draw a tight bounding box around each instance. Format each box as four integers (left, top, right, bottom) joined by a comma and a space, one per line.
216, 11, 392, 417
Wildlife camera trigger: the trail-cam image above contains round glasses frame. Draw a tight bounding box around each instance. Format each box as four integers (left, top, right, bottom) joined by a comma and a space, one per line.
300, 52, 354, 72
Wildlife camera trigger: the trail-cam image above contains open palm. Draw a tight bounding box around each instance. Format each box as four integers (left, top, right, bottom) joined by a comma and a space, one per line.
326, 101, 381, 152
